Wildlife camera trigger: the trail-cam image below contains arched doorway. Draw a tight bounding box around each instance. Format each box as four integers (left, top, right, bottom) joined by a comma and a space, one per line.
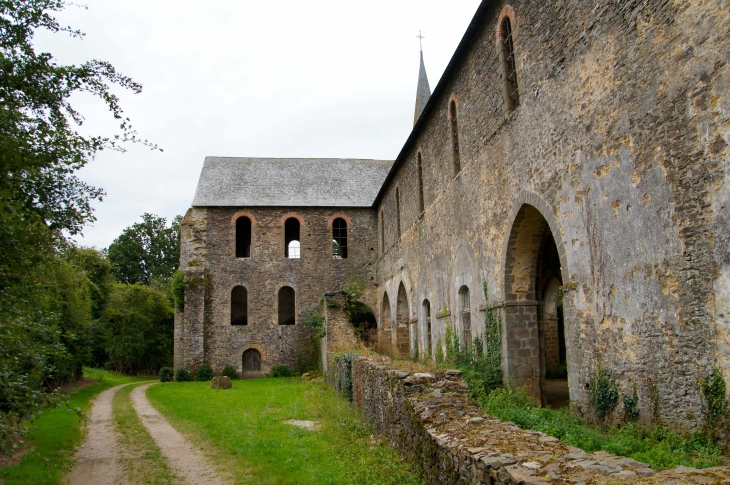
242, 348, 261, 375
503, 203, 569, 407
396, 283, 410, 356
380, 293, 392, 353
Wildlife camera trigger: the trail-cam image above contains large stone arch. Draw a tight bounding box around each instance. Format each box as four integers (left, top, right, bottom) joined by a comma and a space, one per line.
501, 190, 573, 407
395, 281, 411, 356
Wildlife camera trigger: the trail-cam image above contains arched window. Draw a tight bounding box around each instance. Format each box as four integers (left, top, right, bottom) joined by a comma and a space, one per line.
458, 286, 471, 350
422, 299, 431, 356
284, 218, 300, 258
278, 286, 295, 325
395, 187, 401, 239
231, 286, 248, 325
235, 216, 252, 258
449, 100, 461, 176
380, 208, 385, 254
499, 16, 520, 111
332, 217, 348, 258
416, 153, 424, 213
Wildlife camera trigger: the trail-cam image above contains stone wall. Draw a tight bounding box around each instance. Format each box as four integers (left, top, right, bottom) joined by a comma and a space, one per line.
175, 206, 379, 374
329, 355, 730, 485
375, 0, 730, 427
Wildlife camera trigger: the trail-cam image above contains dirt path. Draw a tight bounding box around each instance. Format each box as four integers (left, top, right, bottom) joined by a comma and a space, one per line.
67, 384, 128, 485
130, 383, 225, 485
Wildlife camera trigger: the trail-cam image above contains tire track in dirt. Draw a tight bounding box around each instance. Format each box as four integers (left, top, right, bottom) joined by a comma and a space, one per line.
130, 383, 225, 485
68, 384, 128, 485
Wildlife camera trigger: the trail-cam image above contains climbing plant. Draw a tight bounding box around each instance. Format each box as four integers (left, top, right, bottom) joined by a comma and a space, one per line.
590, 364, 619, 419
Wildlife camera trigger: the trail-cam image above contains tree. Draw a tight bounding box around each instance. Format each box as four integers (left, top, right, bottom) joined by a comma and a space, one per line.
0, 0, 152, 448
107, 213, 182, 285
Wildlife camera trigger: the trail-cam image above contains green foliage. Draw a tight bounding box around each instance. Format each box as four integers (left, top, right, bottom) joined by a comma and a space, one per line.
270, 365, 295, 378
699, 366, 727, 425
159, 367, 173, 383
622, 383, 640, 422
170, 270, 185, 310
221, 365, 238, 380
195, 364, 215, 381
478, 387, 722, 469
102, 283, 173, 375
590, 364, 619, 419
435, 339, 445, 366
174, 368, 192, 382
107, 213, 182, 285
0, 0, 153, 450
303, 304, 326, 338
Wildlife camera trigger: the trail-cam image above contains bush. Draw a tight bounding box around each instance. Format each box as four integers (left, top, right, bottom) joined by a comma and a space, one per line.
159, 367, 173, 382
221, 365, 238, 380
270, 365, 294, 378
174, 368, 192, 382
195, 364, 215, 381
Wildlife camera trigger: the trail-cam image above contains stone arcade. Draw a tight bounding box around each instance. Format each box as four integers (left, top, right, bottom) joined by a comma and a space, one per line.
175, 0, 730, 428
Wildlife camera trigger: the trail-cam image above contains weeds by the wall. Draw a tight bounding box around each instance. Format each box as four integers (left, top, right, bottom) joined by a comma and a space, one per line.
589, 364, 619, 420
622, 383, 640, 422
699, 365, 729, 452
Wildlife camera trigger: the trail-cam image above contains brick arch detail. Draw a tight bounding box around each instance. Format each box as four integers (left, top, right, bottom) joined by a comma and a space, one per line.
279, 213, 305, 226
327, 213, 352, 229
496, 5, 516, 42
238, 344, 266, 365
230, 211, 256, 225
501, 190, 570, 296
447, 93, 459, 119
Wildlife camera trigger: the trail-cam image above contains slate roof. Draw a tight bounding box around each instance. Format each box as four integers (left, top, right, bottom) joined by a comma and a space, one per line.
192, 157, 393, 208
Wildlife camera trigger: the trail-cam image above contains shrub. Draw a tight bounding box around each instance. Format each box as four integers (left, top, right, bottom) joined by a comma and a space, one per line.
270, 365, 294, 378
174, 368, 192, 382
171, 270, 185, 310
590, 364, 619, 419
159, 367, 174, 382
195, 364, 215, 381
221, 365, 238, 380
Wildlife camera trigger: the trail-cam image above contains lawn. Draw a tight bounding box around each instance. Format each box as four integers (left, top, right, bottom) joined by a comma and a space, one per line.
147, 377, 426, 485
0, 368, 153, 485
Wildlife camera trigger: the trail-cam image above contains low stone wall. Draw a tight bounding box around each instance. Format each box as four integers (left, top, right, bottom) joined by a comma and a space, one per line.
328, 355, 730, 485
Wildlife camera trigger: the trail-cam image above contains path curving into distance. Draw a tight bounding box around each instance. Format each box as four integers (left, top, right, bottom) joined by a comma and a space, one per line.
68, 384, 128, 485
130, 383, 225, 485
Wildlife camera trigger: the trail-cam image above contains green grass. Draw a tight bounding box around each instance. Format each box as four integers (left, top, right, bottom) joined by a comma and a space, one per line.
479, 387, 727, 470
113, 383, 182, 484
0, 367, 153, 485
147, 378, 427, 485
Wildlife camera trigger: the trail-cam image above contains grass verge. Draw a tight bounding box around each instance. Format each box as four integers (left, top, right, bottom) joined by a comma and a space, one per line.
113, 383, 182, 484
477, 387, 726, 470
147, 378, 426, 485
0, 367, 153, 485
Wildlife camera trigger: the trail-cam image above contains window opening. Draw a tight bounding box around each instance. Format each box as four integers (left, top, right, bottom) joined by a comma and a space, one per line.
380, 209, 385, 254
449, 100, 461, 176
395, 187, 401, 239
278, 286, 296, 325
423, 299, 431, 357
458, 286, 471, 350
332, 217, 348, 258
231, 286, 248, 325
235, 217, 252, 258
284, 218, 300, 258
416, 153, 425, 213
500, 17, 520, 111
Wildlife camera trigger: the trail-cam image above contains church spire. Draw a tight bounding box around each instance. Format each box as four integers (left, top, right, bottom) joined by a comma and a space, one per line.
413, 34, 431, 127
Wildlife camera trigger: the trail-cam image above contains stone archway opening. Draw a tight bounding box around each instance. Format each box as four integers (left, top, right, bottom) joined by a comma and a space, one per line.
242, 348, 261, 377
503, 204, 569, 408
350, 302, 377, 347
396, 283, 410, 356
379, 293, 393, 354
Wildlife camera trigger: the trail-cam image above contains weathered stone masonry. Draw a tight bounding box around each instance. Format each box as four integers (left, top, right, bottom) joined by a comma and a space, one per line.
375, 0, 730, 427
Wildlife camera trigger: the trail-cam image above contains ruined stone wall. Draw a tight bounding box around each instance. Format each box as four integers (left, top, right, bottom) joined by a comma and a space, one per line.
377, 0, 730, 427
328, 356, 730, 485
175, 206, 378, 374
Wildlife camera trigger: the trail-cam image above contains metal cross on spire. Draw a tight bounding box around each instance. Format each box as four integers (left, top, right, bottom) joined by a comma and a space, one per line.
416, 30, 425, 51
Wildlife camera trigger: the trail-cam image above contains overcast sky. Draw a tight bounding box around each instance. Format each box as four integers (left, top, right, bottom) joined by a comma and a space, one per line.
34, 0, 482, 249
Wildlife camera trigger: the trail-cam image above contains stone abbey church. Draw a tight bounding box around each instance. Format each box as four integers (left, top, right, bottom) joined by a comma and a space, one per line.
175, 0, 729, 427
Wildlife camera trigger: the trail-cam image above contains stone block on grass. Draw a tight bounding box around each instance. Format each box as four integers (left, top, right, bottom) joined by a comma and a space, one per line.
210, 376, 232, 389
